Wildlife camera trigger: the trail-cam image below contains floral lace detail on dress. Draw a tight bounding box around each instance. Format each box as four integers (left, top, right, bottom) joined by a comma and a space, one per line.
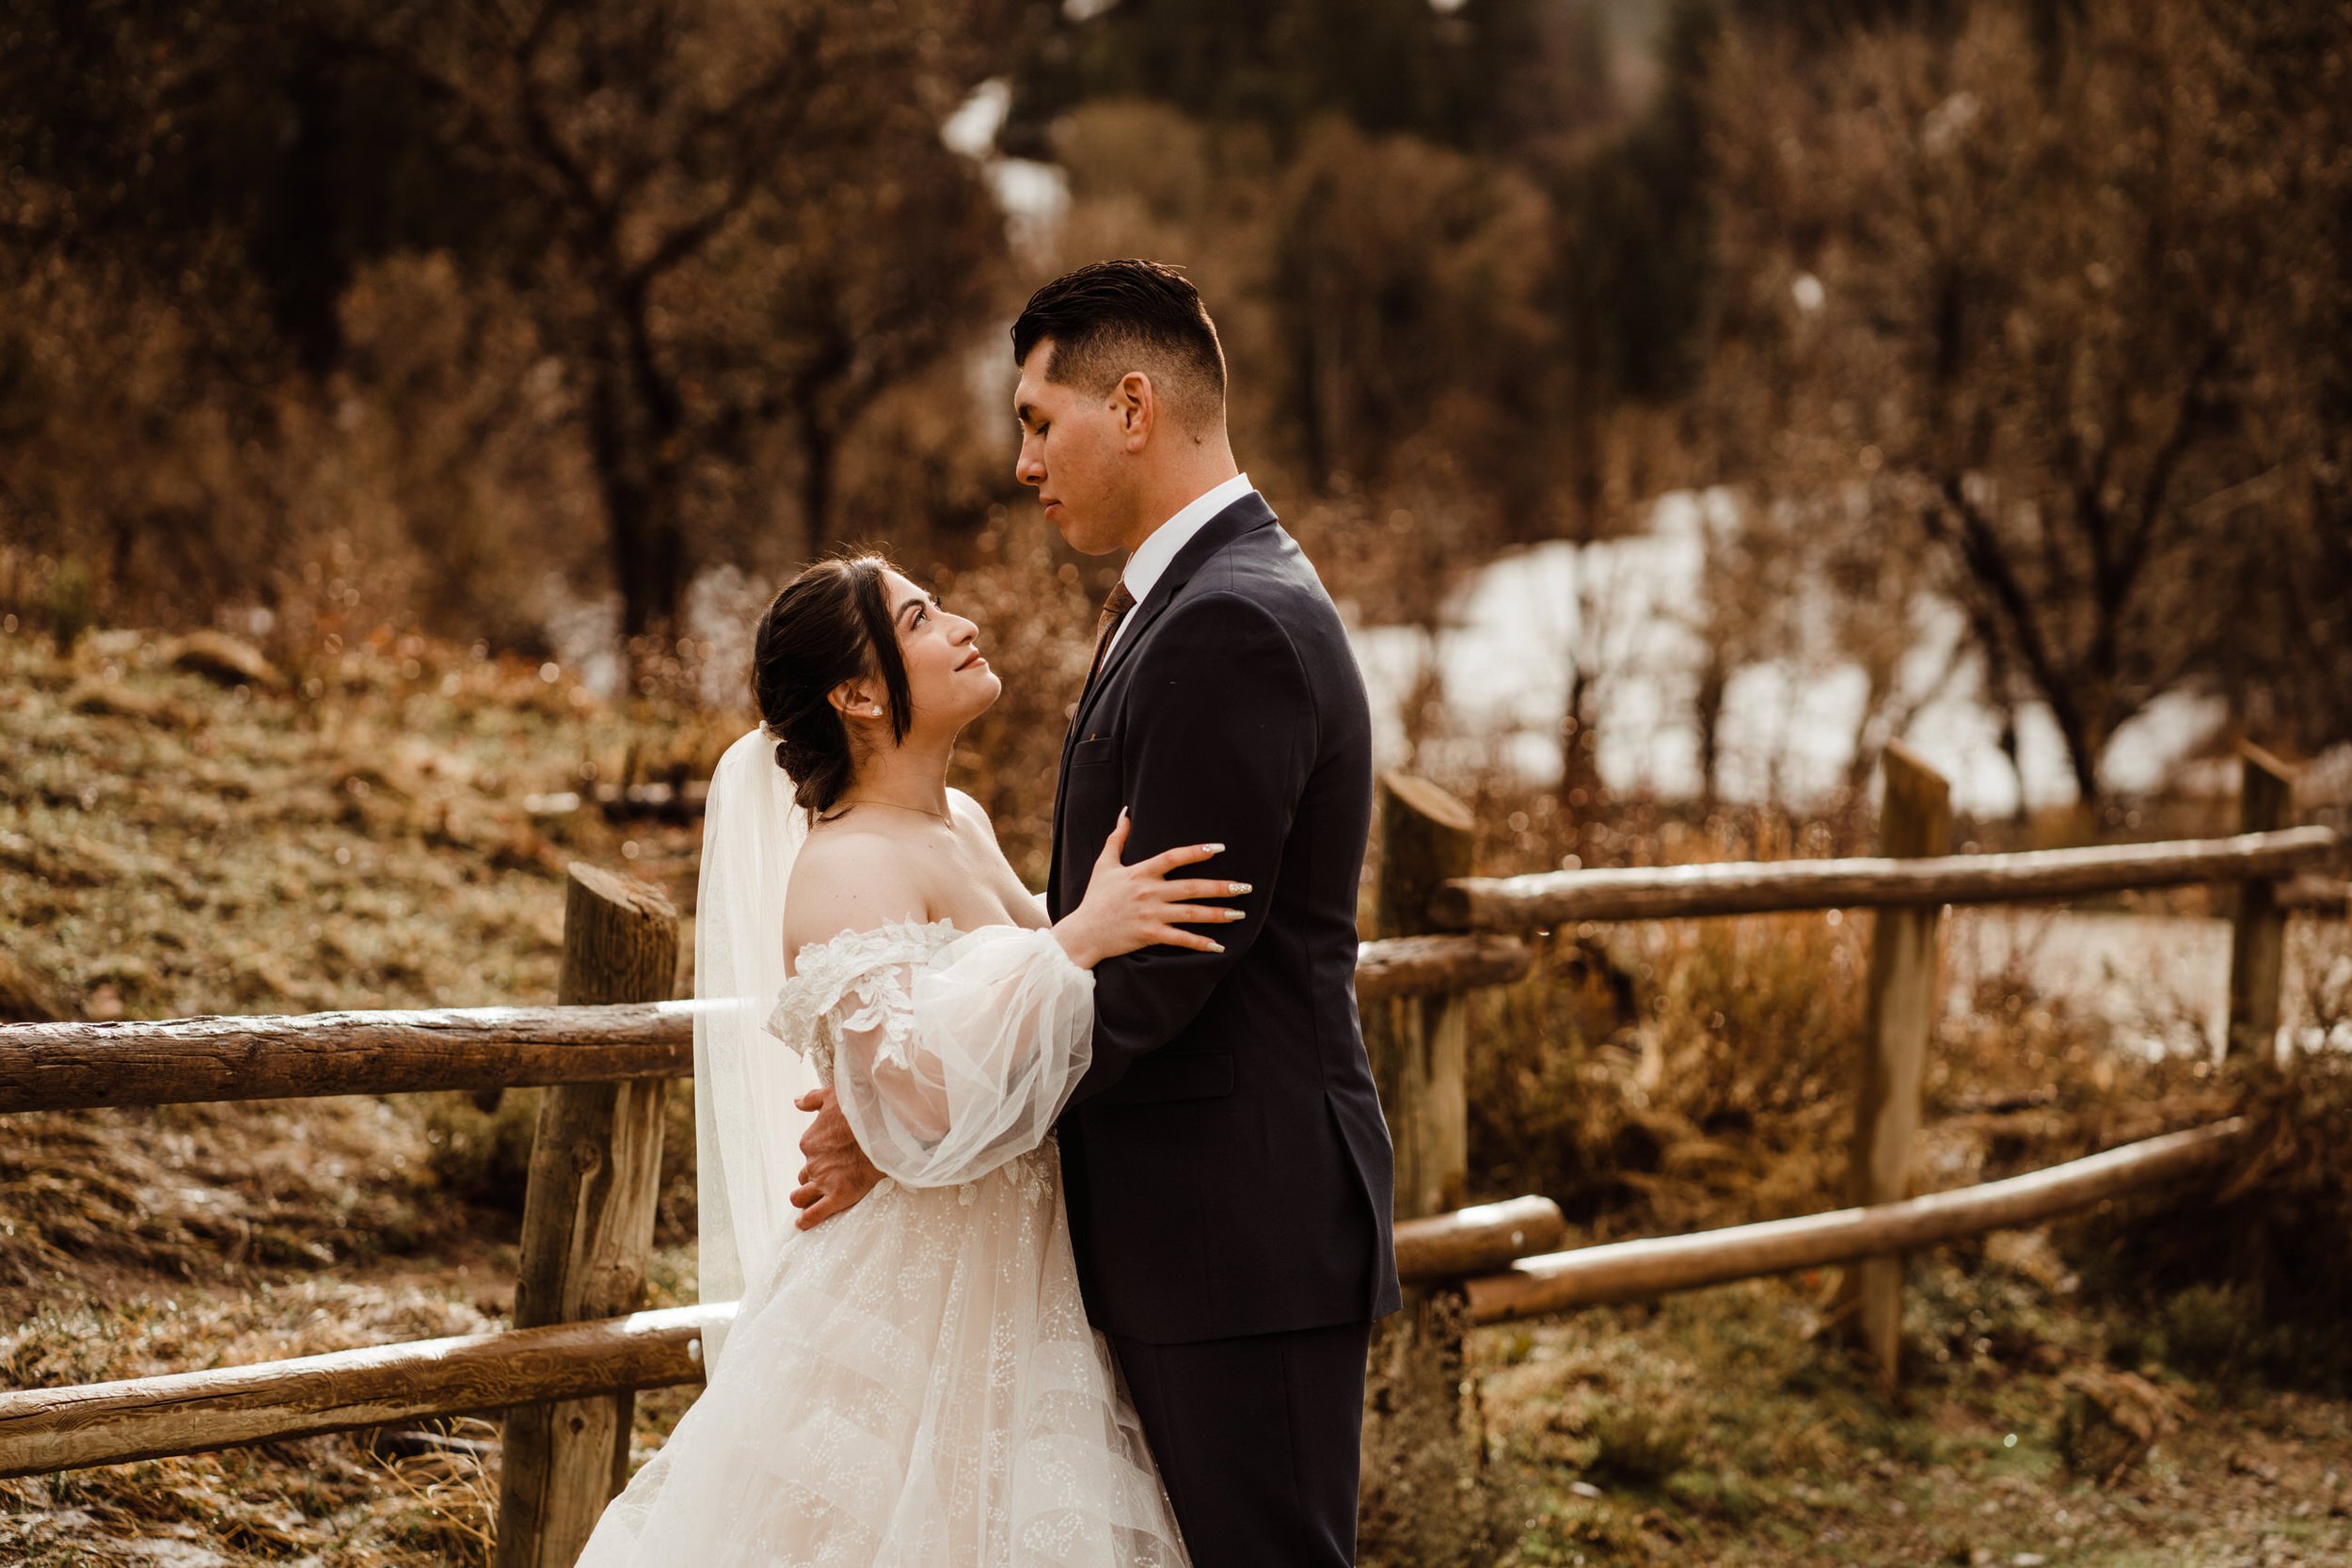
763, 917, 962, 1085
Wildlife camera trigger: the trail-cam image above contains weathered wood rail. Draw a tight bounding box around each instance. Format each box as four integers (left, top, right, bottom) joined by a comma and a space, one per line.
1430, 824, 2335, 928
0, 740, 2332, 1559
0, 1195, 1562, 1481
0, 939, 1523, 1114
0, 1004, 698, 1113
0, 1304, 729, 1481
1465, 1117, 2249, 1324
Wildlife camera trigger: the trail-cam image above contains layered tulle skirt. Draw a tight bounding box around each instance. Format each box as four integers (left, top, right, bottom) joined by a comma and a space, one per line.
577, 1142, 1186, 1567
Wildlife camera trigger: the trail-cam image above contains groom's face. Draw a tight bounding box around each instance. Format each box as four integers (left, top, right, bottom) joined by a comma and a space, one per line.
1013, 341, 1133, 556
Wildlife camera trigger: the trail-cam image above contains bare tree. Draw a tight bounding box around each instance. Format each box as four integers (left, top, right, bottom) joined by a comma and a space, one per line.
350, 0, 1005, 636
1698, 0, 2329, 808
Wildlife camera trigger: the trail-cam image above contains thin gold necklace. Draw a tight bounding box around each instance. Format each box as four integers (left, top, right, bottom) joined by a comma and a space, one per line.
819, 796, 953, 825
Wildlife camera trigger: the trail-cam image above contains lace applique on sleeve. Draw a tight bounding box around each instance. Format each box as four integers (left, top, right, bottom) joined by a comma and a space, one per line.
762, 920, 949, 1078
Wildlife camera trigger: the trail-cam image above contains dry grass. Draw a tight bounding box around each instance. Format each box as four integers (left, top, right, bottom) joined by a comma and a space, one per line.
2058, 1047, 2352, 1391
0, 625, 705, 1022
1477, 1259, 2352, 1566
1468, 912, 1864, 1237
0, 1099, 457, 1291
0, 1281, 508, 1565
1360, 1293, 1521, 1568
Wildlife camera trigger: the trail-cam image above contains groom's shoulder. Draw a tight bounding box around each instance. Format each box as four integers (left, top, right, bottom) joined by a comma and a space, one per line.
1189, 526, 1344, 636
1156, 580, 1295, 657
1155, 574, 1350, 701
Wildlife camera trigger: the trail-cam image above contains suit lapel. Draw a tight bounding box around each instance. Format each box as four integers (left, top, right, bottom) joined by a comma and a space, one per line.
1050, 491, 1277, 912
1048, 693, 1080, 913
1069, 492, 1277, 740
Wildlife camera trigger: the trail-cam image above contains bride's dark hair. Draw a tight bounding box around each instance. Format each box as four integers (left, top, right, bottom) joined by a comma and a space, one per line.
750, 553, 914, 815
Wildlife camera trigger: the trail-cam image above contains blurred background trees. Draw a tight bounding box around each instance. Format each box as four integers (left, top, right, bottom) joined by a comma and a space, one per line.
2, 0, 2345, 803
1694, 0, 2352, 810
1, 0, 1011, 647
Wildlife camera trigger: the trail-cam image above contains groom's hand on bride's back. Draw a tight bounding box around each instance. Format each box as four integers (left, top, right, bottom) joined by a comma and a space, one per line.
791, 1086, 882, 1229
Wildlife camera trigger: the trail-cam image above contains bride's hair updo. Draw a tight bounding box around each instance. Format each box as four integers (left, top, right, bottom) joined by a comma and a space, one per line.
750, 554, 914, 815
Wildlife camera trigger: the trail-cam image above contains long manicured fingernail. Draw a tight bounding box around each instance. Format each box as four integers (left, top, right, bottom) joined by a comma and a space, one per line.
1208, 941, 1226, 953
1208, 843, 1226, 852
1225, 909, 1246, 920
1230, 881, 1251, 894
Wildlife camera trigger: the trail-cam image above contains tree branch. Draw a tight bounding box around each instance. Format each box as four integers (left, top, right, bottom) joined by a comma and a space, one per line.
1922, 477, 2099, 791
625, 35, 821, 290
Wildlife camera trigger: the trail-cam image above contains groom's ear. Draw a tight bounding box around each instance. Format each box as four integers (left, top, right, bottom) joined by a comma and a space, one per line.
1114, 371, 1154, 451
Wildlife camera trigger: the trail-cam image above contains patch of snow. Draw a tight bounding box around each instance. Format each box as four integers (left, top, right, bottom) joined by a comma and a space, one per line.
1346, 490, 2231, 816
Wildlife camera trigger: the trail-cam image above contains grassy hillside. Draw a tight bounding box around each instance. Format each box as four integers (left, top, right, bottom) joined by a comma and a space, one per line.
0, 626, 727, 1564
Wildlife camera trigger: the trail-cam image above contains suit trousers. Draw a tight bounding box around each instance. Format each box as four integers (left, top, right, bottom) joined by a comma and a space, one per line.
1107, 1319, 1373, 1568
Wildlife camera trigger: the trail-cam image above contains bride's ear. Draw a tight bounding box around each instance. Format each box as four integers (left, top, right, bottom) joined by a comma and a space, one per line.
829, 680, 885, 722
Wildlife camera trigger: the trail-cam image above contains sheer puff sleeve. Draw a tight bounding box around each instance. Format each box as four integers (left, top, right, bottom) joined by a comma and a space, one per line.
765, 921, 1094, 1190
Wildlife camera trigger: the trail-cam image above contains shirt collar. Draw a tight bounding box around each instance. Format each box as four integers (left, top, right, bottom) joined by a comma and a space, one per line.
1120, 472, 1256, 607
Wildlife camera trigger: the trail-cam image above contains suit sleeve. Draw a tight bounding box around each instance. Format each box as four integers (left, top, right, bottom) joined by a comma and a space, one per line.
1064, 590, 1313, 1105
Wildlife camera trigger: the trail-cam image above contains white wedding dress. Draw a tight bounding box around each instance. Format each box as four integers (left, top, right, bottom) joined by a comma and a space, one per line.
575, 914, 1189, 1568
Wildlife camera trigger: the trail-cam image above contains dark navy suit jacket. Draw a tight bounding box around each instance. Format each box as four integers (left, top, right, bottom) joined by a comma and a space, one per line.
1047, 491, 1403, 1344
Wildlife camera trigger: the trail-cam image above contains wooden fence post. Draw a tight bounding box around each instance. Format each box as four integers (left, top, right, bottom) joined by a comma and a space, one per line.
1368, 772, 1478, 1220
1837, 741, 1950, 1391
494, 863, 678, 1568
2226, 743, 2294, 1061
1359, 773, 1486, 1556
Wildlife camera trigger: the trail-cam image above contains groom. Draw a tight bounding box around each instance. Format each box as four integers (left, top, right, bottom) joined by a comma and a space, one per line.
799, 260, 1399, 1564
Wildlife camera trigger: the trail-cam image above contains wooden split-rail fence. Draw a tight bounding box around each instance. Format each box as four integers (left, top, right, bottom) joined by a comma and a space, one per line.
0, 741, 2339, 1563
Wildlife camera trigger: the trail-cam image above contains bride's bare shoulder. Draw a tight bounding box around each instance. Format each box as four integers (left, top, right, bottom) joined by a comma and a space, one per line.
946, 787, 997, 838
783, 829, 929, 965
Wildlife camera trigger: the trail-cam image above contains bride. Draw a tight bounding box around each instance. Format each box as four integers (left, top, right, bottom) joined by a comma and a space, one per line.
576, 552, 1243, 1566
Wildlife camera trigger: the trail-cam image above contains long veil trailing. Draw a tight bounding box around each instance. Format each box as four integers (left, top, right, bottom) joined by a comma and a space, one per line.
691, 725, 819, 1370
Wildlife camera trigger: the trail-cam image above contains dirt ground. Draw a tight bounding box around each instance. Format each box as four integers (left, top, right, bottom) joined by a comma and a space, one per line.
3, 625, 2347, 1566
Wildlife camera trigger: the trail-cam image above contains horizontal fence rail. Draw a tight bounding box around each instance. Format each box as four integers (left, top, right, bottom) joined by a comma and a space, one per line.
1463, 1119, 2246, 1325
0, 1304, 728, 1480
1431, 826, 2338, 929
0, 936, 1526, 1115
1354, 933, 1532, 1000
0, 1003, 700, 1114
1393, 1195, 1564, 1280
0, 1196, 1565, 1479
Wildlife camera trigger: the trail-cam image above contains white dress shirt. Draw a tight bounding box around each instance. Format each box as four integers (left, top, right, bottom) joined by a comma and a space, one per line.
1100, 471, 1257, 665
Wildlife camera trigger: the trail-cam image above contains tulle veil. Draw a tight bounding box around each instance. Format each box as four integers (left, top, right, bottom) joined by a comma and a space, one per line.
691, 724, 820, 1370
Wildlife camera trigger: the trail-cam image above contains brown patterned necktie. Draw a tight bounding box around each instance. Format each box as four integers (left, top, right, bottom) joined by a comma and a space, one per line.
1085, 578, 1137, 689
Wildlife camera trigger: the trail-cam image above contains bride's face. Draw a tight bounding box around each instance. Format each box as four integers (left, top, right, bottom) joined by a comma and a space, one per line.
878, 567, 999, 733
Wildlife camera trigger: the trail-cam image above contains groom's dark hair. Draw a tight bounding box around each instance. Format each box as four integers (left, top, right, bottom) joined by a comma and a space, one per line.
1011, 261, 1227, 431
